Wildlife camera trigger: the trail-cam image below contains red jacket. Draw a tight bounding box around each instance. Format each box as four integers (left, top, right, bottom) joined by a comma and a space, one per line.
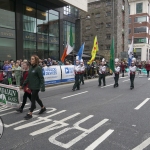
145, 64, 150, 71
120, 64, 126, 71
23, 71, 31, 94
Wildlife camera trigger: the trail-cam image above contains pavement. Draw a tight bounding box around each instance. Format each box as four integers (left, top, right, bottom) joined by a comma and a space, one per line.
1, 74, 150, 150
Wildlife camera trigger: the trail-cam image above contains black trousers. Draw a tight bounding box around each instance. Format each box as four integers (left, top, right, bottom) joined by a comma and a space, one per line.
147, 70, 149, 77
21, 92, 31, 109
30, 90, 44, 112
114, 74, 119, 86
99, 74, 106, 86
80, 73, 84, 84
130, 74, 135, 88
122, 70, 125, 77
73, 74, 80, 90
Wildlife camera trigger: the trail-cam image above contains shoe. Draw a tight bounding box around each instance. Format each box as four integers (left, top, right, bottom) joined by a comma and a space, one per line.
29, 106, 36, 111
39, 107, 46, 114
103, 84, 106, 86
130, 87, 133, 90
72, 89, 75, 91
24, 114, 32, 120
77, 88, 80, 90
16, 107, 23, 113
114, 84, 116, 88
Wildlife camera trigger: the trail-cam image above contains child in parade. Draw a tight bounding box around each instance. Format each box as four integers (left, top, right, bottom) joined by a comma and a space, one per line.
129, 61, 136, 90
114, 58, 120, 88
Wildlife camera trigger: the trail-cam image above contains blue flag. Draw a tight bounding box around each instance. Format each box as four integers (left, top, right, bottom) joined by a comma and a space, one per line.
77, 43, 85, 60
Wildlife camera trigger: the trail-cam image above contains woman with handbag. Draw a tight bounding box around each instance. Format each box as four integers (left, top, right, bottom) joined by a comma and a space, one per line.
16, 62, 32, 113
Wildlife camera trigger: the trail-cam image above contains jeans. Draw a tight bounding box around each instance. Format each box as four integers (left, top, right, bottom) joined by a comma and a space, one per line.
30, 90, 44, 112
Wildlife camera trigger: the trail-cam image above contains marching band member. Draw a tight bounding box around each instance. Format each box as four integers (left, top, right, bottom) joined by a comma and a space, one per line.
114, 58, 120, 88
98, 58, 106, 87
72, 56, 81, 91
129, 60, 137, 90
145, 60, 150, 77
80, 59, 85, 85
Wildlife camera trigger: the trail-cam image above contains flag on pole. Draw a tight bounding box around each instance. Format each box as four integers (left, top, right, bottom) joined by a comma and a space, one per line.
89, 36, 99, 64
110, 37, 115, 72
77, 43, 85, 60
61, 26, 74, 62
128, 36, 134, 66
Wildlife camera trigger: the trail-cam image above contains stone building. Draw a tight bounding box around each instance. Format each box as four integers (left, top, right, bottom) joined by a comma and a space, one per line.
79, 0, 129, 61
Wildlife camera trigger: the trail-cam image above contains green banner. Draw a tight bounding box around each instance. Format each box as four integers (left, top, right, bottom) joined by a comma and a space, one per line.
0, 84, 20, 108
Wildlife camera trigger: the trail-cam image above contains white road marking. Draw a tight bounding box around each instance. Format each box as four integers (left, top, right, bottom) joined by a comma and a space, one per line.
61, 91, 88, 99
120, 76, 128, 79
101, 84, 113, 88
49, 118, 109, 149
132, 137, 150, 150
85, 129, 114, 150
134, 98, 150, 110
148, 78, 150, 80
122, 79, 130, 82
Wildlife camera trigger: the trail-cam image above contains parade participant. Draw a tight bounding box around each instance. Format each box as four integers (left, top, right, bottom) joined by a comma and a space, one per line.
129, 61, 136, 90
72, 56, 81, 91
120, 61, 126, 77
80, 59, 85, 85
21, 55, 46, 120
98, 58, 106, 87
16, 62, 32, 113
114, 58, 120, 88
137, 62, 142, 75
145, 60, 150, 77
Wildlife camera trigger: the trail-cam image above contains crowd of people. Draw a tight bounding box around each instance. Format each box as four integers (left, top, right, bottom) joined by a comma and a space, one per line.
0, 57, 150, 86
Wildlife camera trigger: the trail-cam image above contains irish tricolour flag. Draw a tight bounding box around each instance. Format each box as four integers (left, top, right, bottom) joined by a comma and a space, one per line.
61, 26, 74, 62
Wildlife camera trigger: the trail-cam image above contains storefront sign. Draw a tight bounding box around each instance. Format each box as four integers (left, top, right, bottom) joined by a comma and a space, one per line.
43, 66, 61, 85
0, 28, 15, 39
23, 32, 36, 41
61, 65, 75, 82
49, 37, 59, 44
0, 84, 20, 108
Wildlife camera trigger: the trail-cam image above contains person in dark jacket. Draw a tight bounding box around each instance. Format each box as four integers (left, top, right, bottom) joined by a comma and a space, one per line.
145, 60, 150, 77
16, 62, 32, 113
21, 55, 46, 120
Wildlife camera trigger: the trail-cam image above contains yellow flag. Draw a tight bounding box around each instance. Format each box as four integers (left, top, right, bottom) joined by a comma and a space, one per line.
89, 36, 99, 64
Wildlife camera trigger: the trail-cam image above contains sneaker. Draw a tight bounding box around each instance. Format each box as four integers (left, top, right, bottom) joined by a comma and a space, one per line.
24, 114, 32, 120
72, 89, 75, 91
39, 107, 46, 114
16, 107, 23, 113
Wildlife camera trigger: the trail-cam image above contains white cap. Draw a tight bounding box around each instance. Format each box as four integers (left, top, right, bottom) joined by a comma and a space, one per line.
102, 58, 105, 62
132, 57, 136, 62
115, 58, 119, 63
80, 59, 83, 63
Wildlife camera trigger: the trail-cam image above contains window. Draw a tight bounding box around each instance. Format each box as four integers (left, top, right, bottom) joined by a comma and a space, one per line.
64, 5, 78, 18
134, 27, 147, 33
95, 13, 100, 18
135, 48, 141, 59
134, 38, 146, 43
86, 26, 91, 30
129, 29, 131, 34
134, 16, 147, 22
106, 45, 110, 50
23, 4, 60, 60
106, 34, 111, 39
106, 11, 111, 17
106, 22, 111, 28
129, 18, 131, 24
136, 3, 143, 14
106, 0, 111, 6
0, 0, 16, 61
128, 39, 131, 44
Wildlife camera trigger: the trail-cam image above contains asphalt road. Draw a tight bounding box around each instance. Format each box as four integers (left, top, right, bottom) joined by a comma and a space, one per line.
1, 74, 150, 150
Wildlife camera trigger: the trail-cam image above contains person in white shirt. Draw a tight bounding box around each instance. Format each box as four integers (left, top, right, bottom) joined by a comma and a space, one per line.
98, 61, 106, 87
129, 61, 136, 90
114, 62, 120, 88
80, 59, 85, 85
72, 59, 81, 91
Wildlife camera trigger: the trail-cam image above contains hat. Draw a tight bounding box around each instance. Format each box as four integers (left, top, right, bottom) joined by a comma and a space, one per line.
76, 56, 79, 61
102, 58, 105, 62
80, 59, 83, 63
115, 58, 119, 63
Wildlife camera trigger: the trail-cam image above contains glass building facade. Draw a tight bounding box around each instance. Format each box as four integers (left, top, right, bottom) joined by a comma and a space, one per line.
0, 0, 79, 61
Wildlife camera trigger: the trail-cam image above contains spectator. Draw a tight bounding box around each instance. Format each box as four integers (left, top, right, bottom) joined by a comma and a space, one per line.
47, 58, 52, 66
3, 61, 12, 71
7, 67, 12, 85
13, 62, 22, 86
